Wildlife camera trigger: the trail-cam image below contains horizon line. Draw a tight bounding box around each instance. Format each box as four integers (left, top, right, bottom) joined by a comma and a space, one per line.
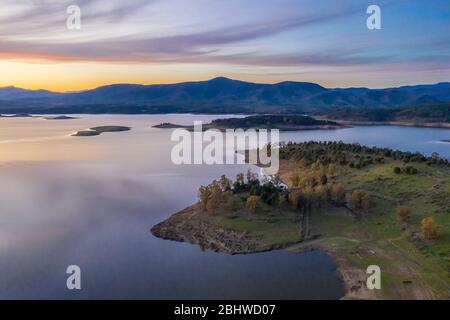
1, 76, 449, 94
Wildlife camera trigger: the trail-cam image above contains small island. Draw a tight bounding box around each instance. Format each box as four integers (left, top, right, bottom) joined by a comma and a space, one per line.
153, 115, 347, 131
152, 142, 450, 299
71, 125, 131, 137
44, 115, 77, 120
0, 113, 34, 118
0, 114, 77, 120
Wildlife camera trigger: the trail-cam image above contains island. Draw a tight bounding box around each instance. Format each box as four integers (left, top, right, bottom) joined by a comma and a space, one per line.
0, 114, 76, 120
153, 115, 347, 131
44, 115, 77, 120
0, 113, 34, 118
152, 142, 450, 299
71, 125, 131, 137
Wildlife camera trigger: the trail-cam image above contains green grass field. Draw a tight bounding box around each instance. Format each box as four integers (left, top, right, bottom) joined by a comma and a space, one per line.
215, 157, 450, 298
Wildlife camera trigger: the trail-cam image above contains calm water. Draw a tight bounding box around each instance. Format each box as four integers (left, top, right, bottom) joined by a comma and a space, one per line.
0, 114, 448, 299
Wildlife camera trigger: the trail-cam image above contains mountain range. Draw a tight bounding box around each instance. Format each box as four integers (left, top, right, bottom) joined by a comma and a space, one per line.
1, 77, 449, 114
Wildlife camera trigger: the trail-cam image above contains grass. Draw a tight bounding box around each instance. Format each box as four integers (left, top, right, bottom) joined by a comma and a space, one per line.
220, 213, 302, 246
213, 157, 450, 298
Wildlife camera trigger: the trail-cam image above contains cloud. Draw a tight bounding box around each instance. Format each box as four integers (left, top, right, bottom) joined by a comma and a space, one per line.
0, 2, 369, 64
0, 0, 448, 76
0, 0, 154, 37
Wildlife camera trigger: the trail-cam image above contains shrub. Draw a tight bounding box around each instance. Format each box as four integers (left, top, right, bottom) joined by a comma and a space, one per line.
405, 166, 418, 175
349, 190, 372, 213
421, 217, 438, 241
396, 206, 411, 222
245, 196, 260, 213
226, 194, 243, 211
331, 184, 346, 204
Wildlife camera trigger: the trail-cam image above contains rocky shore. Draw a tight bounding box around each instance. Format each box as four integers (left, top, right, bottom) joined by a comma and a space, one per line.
151, 205, 294, 254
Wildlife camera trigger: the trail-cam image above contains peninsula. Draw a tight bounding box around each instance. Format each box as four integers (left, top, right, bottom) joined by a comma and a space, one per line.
152, 142, 450, 299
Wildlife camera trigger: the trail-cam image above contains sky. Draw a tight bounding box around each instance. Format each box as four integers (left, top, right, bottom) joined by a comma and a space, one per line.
0, 0, 449, 91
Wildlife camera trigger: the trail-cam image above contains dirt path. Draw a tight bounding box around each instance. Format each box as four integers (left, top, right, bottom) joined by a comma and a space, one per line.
387, 238, 450, 294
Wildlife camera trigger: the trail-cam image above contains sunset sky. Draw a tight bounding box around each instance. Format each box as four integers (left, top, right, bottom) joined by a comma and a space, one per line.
1, 0, 449, 91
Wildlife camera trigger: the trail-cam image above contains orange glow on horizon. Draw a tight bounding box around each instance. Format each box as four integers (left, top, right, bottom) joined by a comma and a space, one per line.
1, 59, 448, 92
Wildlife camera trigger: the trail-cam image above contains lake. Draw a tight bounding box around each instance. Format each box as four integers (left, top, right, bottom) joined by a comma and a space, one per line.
0, 114, 448, 299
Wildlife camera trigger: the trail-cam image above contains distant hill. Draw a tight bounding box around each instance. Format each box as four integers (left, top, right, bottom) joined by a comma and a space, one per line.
0, 77, 449, 114
317, 102, 450, 123
0, 86, 59, 100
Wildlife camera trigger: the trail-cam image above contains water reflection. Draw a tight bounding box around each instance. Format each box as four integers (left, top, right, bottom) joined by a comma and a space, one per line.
0, 115, 447, 299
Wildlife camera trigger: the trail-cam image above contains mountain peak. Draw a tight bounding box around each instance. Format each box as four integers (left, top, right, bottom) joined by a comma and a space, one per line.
209, 76, 234, 82
0, 86, 20, 91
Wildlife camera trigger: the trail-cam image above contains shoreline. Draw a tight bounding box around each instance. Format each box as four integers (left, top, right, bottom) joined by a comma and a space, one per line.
152, 114, 349, 131
2, 112, 448, 129
151, 204, 365, 299
151, 155, 446, 300
151, 205, 302, 255
317, 118, 450, 129
153, 124, 349, 131
151, 200, 441, 300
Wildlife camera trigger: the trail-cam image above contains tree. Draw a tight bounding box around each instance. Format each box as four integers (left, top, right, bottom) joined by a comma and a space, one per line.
404, 166, 418, 175
349, 190, 362, 210
206, 192, 221, 211
245, 196, 260, 213
198, 185, 211, 210
210, 180, 221, 194
331, 184, 346, 204
210, 180, 223, 210
234, 173, 246, 192
236, 173, 245, 185
396, 206, 411, 222
361, 192, 372, 213
421, 217, 438, 240
246, 169, 257, 183
219, 175, 231, 191
431, 152, 440, 160
349, 190, 372, 213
